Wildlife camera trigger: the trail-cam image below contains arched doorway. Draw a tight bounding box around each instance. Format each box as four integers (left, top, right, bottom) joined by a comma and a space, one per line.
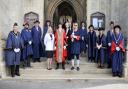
53, 1, 77, 27
45, 0, 86, 27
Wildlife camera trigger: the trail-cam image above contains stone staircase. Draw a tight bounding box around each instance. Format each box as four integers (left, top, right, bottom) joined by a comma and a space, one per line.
4, 56, 118, 79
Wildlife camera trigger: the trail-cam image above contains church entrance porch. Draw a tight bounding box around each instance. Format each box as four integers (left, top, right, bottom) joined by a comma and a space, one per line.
45, 0, 86, 27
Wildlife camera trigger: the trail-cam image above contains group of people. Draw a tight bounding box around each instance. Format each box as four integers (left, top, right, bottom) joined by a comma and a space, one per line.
5, 20, 126, 78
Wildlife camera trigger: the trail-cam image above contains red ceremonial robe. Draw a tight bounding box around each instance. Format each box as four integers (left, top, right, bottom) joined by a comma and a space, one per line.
54, 30, 67, 63
111, 39, 125, 54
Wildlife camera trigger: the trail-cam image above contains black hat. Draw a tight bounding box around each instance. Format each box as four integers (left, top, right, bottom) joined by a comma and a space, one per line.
23, 22, 29, 26
81, 21, 85, 24
114, 25, 121, 30
88, 25, 94, 29
13, 22, 18, 26
46, 20, 51, 23
58, 22, 63, 25
72, 21, 77, 24
34, 20, 40, 23
110, 21, 114, 25
98, 27, 105, 31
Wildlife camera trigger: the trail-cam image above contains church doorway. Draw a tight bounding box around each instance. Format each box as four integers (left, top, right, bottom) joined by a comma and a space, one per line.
53, 1, 77, 28
45, 0, 86, 29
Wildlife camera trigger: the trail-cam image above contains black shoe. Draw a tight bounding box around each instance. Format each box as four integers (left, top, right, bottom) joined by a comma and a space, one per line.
88, 59, 91, 62
33, 60, 36, 63
71, 67, 75, 70
112, 72, 117, 77
49, 68, 52, 70
97, 65, 101, 68
15, 73, 20, 76
62, 63, 65, 70
11, 74, 15, 77
55, 67, 59, 70
76, 67, 80, 71
118, 72, 123, 78
10, 65, 15, 77
27, 65, 32, 68
55, 63, 59, 70
62, 67, 65, 70
100, 65, 105, 69
107, 65, 111, 69
47, 68, 50, 70
15, 65, 20, 76
37, 59, 41, 62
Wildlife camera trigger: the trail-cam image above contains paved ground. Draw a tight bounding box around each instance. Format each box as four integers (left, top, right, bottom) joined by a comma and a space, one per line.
0, 79, 128, 89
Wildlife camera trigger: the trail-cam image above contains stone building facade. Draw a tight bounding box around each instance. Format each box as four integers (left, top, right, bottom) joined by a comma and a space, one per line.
0, 0, 128, 78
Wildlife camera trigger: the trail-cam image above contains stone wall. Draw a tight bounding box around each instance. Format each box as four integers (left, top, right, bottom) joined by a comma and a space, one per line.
0, 0, 128, 77
22, 0, 44, 30
87, 0, 111, 33
0, 0, 128, 38
0, 0, 23, 39
0, 0, 44, 39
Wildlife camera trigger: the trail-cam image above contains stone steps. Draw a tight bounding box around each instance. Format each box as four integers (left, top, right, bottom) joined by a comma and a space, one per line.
5, 57, 114, 79
20, 68, 111, 75
4, 74, 119, 80
30, 62, 98, 69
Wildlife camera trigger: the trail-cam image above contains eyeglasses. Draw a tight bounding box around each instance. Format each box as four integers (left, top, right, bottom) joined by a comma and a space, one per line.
74, 25, 78, 26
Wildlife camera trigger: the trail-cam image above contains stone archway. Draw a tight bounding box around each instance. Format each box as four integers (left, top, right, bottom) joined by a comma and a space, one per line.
53, 1, 77, 27
46, 0, 85, 25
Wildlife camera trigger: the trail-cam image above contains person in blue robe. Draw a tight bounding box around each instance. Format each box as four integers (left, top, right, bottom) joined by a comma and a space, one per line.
111, 25, 125, 78
106, 21, 114, 68
31, 20, 42, 62
5, 23, 24, 77
21, 22, 33, 68
70, 22, 81, 71
87, 25, 96, 62
95, 28, 106, 68
42, 20, 51, 57
79, 21, 87, 54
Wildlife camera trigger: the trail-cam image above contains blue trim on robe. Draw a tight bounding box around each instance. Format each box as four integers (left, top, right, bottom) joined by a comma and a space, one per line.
111, 32, 124, 73
31, 26, 43, 58
21, 28, 33, 61
79, 28, 87, 53
70, 30, 81, 54
5, 31, 24, 66
87, 31, 97, 58
95, 34, 106, 65
106, 30, 113, 63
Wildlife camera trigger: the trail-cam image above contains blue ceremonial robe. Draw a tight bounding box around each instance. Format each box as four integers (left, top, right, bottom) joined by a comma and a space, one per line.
87, 31, 97, 60
95, 34, 106, 65
21, 28, 33, 61
5, 31, 24, 66
31, 26, 43, 59
70, 30, 81, 55
79, 27, 87, 53
111, 32, 125, 74
106, 30, 113, 65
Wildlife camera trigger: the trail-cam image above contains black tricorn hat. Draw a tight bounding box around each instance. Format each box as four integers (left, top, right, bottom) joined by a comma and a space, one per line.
23, 22, 29, 26
13, 22, 18, 26
98, 27, 105, 31
88, 25, 94, 29
34, 20, 40, 23
114, 25, 121, 30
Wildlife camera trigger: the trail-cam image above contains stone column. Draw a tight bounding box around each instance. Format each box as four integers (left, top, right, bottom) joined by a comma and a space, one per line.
0, 33, 6, 78
124, 40, 128, 77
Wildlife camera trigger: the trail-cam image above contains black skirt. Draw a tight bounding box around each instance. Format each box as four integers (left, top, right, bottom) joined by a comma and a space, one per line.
46, 51, 53, 58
